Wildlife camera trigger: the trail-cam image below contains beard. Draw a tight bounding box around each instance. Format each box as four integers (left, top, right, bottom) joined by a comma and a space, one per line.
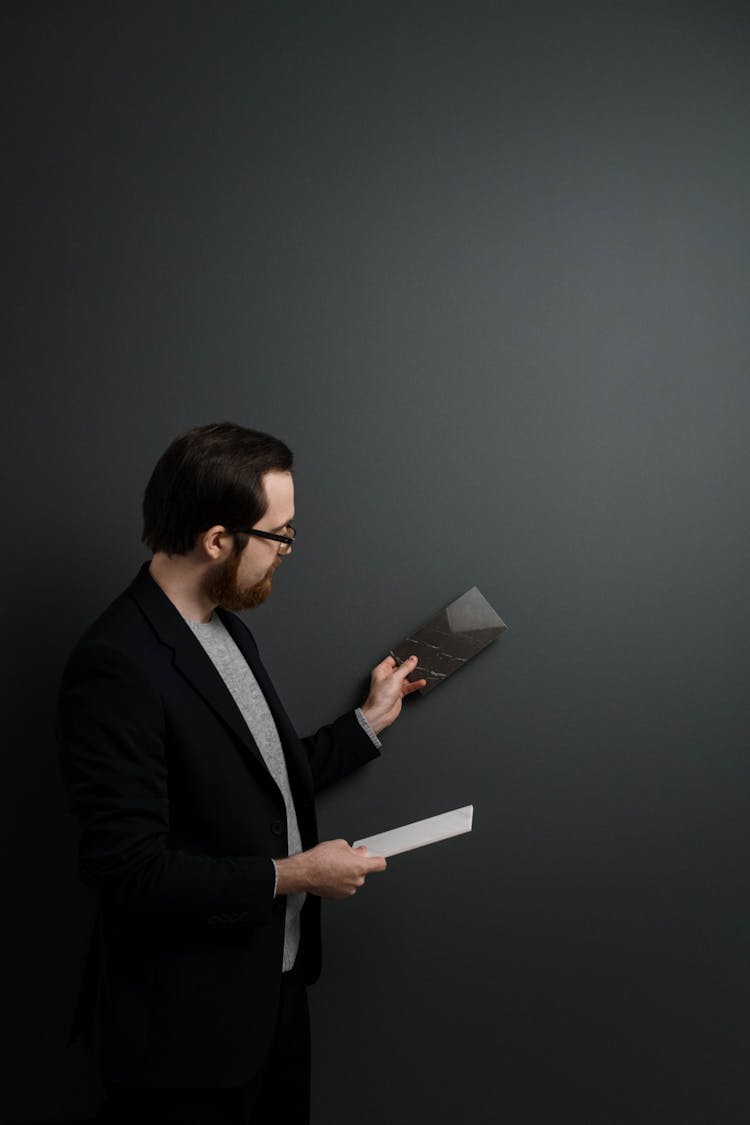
204, 553, 280, 612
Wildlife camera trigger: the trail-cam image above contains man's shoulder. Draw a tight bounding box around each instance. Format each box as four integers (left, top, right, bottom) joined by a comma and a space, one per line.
57, 575, 172, 726
66, 568, 262, 668
68, 567, 163, 660
76, 591, 144, 647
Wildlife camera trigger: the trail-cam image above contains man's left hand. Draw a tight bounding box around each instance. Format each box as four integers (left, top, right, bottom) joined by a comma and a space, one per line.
360, 655, 426, 735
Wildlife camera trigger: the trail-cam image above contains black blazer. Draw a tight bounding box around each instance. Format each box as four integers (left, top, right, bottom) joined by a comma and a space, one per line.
57, 563, 380, 1088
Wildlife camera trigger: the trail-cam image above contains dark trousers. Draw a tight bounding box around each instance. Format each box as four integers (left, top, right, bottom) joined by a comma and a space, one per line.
96, 965, 310, 1124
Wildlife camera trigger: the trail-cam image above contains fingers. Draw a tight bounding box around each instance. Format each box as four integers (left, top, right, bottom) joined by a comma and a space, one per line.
393, 656, 426, 696
353, 845, 387, 873
382, 657, 422, 688
336, 850, 385, 896
374, 655, 399, 677
366, 857, 387, 874
309, 841, 387, 898
392, 655, 420, 683
375, 654, 419, 678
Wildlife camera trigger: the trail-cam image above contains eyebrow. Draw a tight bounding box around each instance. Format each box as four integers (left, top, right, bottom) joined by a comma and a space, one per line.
270, 517, 294, 532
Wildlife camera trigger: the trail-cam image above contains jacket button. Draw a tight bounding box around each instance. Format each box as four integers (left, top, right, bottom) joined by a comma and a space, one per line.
270, 819, 284, 836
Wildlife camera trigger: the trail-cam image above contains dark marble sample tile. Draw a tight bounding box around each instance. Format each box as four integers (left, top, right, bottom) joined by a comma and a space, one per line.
390, 586, 507, 694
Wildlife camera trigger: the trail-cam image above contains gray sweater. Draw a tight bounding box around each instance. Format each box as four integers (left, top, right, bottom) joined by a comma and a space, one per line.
183, 613, 380, 971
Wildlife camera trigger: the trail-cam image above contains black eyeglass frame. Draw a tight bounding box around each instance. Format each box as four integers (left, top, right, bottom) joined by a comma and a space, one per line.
225, 525, 296, 551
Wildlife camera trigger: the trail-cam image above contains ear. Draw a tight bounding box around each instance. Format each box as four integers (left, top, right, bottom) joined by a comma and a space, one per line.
197, 525, 232, 561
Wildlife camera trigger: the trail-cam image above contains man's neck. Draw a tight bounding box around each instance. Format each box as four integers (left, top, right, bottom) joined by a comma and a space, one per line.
148, 553, 216, 623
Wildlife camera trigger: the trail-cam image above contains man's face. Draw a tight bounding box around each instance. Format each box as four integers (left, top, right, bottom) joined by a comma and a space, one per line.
204, 470, 295, 612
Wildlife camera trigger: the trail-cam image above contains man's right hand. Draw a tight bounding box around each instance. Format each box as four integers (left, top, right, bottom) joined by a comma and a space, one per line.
275, 840, 387, 900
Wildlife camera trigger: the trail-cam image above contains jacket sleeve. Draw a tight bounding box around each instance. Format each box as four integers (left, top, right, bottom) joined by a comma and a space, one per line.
57, 641, 275, 925
302, 710, 381, 794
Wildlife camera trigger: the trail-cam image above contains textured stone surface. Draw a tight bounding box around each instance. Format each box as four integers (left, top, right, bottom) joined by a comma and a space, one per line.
391, 586, 507, 694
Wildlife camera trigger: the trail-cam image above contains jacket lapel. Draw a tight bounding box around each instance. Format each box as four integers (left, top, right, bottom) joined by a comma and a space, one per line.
127, 564, 273, 782
218, 608, 314, 801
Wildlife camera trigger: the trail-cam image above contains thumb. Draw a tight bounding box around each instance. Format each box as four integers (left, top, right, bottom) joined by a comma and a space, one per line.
395, 654, 420, 681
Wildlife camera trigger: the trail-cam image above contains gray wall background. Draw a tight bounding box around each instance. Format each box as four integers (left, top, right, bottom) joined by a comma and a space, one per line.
4, 2, 749, 1121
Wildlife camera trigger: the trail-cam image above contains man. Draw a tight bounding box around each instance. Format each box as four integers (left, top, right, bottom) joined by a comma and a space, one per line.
57, 422, 425, 1124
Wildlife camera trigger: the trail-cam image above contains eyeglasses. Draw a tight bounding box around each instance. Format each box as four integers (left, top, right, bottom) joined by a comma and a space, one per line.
226, 525, 296, 555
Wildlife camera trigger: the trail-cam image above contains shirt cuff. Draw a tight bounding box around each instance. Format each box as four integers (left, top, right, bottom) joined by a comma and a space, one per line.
271, 858, 279, 897
355, 707, 382, 749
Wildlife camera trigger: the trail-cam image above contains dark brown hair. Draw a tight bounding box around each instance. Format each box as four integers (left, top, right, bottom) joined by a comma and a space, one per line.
142, 422, 293, 555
